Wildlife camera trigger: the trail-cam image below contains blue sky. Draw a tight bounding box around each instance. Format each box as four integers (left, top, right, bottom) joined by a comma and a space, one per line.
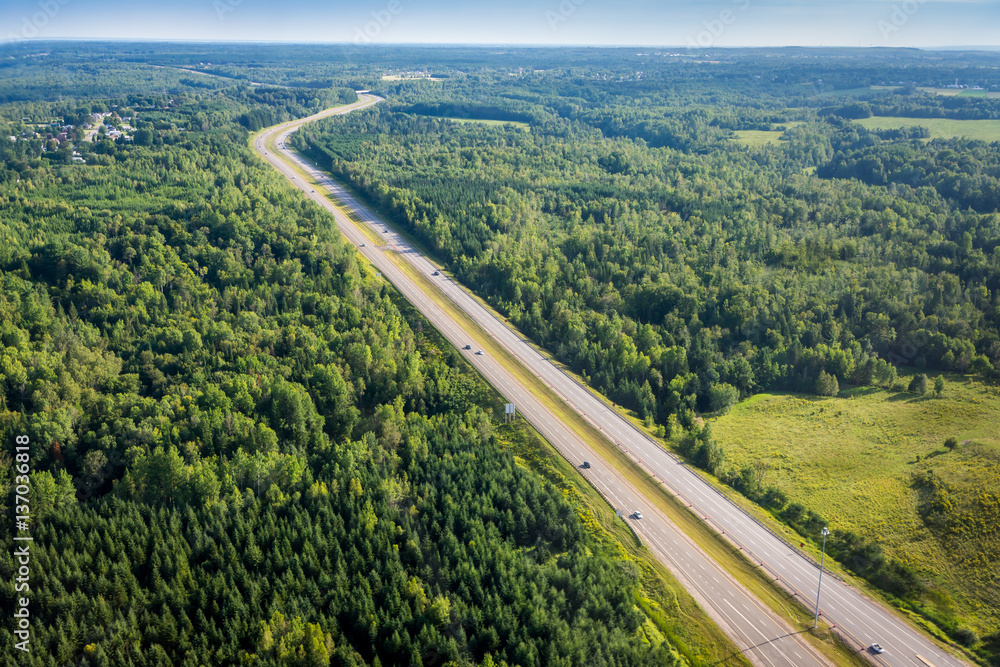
3, 0, 1000, 47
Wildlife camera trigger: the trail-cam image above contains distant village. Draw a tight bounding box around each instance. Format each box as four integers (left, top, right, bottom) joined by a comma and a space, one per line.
7, 107, 145, 163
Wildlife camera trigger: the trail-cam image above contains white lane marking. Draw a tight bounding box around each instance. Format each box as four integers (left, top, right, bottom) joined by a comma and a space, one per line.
262, 114, 933, 667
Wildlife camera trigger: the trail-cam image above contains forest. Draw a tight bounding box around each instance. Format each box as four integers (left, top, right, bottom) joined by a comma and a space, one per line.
0, 53, 697, 666
2, 42, 1000, 665
292, 52, 1000, 662
297, 105, 999, 430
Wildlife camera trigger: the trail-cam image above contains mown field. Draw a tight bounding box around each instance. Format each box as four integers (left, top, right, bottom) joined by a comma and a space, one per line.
710, 374, 1000, 641
856, 115, 1000, 141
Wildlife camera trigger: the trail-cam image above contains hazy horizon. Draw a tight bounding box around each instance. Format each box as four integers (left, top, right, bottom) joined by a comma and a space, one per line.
3, 0, 1000, 49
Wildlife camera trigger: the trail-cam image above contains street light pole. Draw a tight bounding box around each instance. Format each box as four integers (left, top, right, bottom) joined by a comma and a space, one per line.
814, 526, 830, 629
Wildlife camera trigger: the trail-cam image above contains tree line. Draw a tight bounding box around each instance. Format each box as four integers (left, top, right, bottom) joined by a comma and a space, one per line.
0, 77, 689, 666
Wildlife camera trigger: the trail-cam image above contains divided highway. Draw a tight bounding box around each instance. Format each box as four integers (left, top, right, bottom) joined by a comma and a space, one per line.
253, 97, 969, 667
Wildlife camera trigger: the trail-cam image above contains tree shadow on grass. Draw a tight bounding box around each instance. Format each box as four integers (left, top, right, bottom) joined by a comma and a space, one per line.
885, 391, 928, 403
846, 386, 883, 398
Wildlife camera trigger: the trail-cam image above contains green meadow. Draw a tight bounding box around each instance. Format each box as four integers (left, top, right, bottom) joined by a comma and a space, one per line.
856, 116, 1000, 142
917, 87, 1000, 99
711, 375, 1000, 640
731, 122, 804, 147
444, 117, 530, 129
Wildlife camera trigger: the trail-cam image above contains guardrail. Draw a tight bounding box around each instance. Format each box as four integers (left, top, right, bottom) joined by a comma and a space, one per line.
275, 138, 935, 667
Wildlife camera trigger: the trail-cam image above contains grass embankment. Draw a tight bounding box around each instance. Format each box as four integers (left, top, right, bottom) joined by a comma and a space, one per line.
258, 119, 868, 666
387, 290, 747, 666
261, 118, 750, 663
711, 376, 1000, 654
855, 116, 1000, 141
322, 190, 867, 667
497, 423, 747, 666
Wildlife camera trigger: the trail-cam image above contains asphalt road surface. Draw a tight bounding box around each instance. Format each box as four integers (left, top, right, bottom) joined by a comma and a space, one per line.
254, 96, 969, 667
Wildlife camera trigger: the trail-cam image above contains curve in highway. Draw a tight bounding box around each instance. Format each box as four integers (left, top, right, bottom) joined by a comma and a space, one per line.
253, 97, 969, 667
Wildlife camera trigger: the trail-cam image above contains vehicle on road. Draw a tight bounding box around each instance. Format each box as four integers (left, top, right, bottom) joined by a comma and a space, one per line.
463, 345, 472, 350
360, 243, 366, 247
582, 461, 591, 469
432, 270, 440, 276
869, 644, 884, 655
383, 229, 388, 233
475, 350, 484, 356
632, 510, 642, 520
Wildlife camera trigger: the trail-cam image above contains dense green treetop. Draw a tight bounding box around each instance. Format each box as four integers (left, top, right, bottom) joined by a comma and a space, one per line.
0, 72, 683, 666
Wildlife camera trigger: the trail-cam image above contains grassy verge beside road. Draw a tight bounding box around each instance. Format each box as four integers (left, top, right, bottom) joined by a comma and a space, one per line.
387, 287, 750, 666
260, 119, 884, 667
712, 378, 1000, 657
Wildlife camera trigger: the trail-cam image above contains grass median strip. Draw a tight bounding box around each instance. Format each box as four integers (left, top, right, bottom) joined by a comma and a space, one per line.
364, 231, 868, 667
359, 188, 753, 667
258, 119, 865, 667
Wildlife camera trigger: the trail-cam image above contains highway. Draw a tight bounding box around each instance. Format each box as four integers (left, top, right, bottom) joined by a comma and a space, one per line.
253, 96, 969, 667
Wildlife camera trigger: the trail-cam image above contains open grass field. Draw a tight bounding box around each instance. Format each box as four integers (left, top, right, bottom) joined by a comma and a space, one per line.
404, 113, 530, 129
270, 129, 877, 666
710, 374, 1000, 641
856, 115, 1000, 142
444, 116, 530, 129
731, 122, 804, 148
731, 129, 786, 148
371, 224, 875, 667
918, 87, 1000, 99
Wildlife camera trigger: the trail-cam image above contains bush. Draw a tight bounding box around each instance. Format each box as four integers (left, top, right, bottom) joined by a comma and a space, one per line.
680, 425, 726, 474
761, 486, 788, 511
815, 370, 839, 396
695, 437, 726, 474
801, 509, 827, 535
908, 373, 930, 395
782, 502, 806, 524
709, 382, 740, 414
826, 529, 926, 600
953, 627, 979, 647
